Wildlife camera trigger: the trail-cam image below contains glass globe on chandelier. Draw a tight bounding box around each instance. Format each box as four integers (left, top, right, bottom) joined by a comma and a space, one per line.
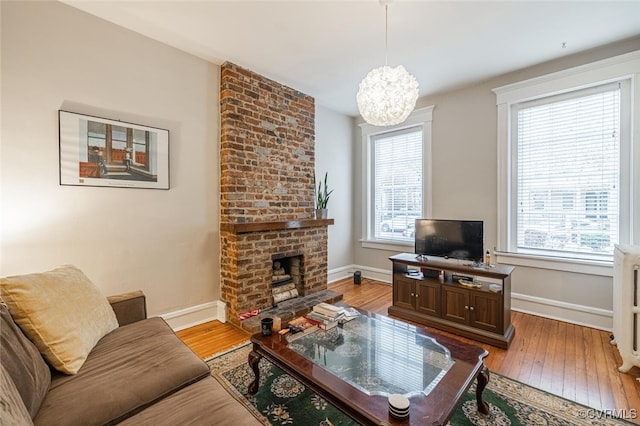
357, 0, 419, 127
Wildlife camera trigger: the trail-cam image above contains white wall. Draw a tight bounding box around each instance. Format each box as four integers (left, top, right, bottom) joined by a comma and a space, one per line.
315, 105, 354, 279
0, 1, 221, 327
353, 38, 640, 330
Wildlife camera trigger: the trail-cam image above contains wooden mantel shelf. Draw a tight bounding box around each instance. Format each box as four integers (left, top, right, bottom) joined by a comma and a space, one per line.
221, 219, 334, 234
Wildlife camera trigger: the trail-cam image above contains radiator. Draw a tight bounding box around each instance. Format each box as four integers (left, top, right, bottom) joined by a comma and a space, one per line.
611, 244, 640, 373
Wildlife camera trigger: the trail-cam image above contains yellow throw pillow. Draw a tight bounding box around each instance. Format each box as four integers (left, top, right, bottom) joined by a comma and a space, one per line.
0, 265, 119, 375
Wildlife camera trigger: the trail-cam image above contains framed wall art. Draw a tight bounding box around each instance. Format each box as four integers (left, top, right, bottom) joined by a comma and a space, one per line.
59, 110, 170, 189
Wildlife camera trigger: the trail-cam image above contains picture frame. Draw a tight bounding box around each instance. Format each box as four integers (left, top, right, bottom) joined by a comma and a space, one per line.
58, 110, 170, 189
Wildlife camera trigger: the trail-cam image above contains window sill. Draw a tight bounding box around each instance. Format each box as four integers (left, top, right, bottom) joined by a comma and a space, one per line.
495, 251, 613, 277
361, 239, 413, 252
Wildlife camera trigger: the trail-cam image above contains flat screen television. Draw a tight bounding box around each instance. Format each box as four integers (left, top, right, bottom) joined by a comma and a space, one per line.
414, 219, 484, 262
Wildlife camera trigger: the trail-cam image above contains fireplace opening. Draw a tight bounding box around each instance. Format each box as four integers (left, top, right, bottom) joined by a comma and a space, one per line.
272, 254, 301, 304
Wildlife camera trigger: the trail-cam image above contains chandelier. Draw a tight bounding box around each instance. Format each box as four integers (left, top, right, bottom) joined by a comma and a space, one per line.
357, 0, 419, 127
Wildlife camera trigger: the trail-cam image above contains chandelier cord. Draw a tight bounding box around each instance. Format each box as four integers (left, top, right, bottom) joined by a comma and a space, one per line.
384, 4, 388, 66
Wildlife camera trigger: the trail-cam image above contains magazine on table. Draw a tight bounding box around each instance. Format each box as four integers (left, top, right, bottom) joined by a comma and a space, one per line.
341, 307, 361, 321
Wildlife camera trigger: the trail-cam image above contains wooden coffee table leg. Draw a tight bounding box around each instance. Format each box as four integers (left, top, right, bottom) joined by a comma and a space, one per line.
476, 364, 490, 415
247, 346, 262, 395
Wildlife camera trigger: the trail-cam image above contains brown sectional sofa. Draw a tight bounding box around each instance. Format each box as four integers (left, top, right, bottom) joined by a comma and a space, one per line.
1, 290, 263, 426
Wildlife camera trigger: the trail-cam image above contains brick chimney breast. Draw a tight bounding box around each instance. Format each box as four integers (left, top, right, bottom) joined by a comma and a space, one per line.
220, 62, 331, 325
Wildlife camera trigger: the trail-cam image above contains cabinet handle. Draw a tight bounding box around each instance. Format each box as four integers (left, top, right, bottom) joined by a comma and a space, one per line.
464, 305, 469, 310
470, 306, 475, 311
411, 292, 415, 297
415, 293, 419, 298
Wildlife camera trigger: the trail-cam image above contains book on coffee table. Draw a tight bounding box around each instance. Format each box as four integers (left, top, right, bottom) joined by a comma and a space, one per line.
286, 316, 319, 340
313, 302, 345, 319
304, 312, 339, 330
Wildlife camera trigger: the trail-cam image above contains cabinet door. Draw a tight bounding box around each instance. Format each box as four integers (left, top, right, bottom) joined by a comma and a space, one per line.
470, 292, 503, 333
393, 276, 415, 310
442, 286, 469, 324
415, 281, 440, 317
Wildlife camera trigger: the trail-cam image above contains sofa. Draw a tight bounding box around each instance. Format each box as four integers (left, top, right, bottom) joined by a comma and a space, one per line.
0, 265, 263, 426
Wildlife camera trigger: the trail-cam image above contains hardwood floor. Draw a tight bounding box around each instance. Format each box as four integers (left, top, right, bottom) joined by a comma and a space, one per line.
176, 318, 249, 359
177, 277, 640, 423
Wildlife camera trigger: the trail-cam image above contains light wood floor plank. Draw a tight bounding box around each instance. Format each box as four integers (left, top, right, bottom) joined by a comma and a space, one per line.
601, 329, 630, 413
584, 326, 603, 409
528, 314, 551, 388
573, 322, 592, 408
515, 313, 542, 384
562, 322, 578, 402
539, 318, 562, 395
593, 327, 616, 410
175, 318, 249, 360
501, 311, 529, 379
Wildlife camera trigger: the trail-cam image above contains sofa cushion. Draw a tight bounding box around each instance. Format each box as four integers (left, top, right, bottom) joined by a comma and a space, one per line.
118, 376, 265, 426
33, 317, 210, 426
0, 363, 35, 426
0, 265, 119, 374
0, 303, 50, 418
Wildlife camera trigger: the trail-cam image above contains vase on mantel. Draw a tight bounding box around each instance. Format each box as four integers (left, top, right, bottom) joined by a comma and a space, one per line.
315, 208, 328, 219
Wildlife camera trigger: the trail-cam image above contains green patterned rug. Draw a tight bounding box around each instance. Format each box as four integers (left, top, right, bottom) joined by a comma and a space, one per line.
207, 342, 633, 426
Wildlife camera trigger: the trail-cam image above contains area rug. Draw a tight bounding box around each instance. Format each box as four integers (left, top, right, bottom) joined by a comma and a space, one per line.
207, 342, 633, 426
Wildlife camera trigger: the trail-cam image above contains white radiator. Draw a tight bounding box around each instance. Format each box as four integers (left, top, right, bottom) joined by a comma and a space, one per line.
611, 244, 640, 373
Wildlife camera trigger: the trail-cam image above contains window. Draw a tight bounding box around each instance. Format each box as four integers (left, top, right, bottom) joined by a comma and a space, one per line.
494, 51, 639, 273
133, 129, 148, 166
514, 84, 620, 259
360, 106, 434, 249
373, 128, 422, 242
111, 125, 128, 151
87, 121, 106, 149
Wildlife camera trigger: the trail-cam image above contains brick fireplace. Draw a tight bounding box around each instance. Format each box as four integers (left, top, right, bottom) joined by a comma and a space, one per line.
219, 62, 336, 328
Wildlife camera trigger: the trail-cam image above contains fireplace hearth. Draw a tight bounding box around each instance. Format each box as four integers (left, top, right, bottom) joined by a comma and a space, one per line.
238, 288, 343, 334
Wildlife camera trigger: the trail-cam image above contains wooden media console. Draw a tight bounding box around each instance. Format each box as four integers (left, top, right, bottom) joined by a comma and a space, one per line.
388, 253, 515, 348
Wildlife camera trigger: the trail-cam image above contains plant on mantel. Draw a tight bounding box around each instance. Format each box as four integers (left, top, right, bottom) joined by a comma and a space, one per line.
314, 172, 333, 219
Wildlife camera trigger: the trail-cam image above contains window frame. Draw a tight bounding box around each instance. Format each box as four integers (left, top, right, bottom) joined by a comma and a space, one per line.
512, 82, 622, 260
493, 51, 640, 276
359, 105, 434, 251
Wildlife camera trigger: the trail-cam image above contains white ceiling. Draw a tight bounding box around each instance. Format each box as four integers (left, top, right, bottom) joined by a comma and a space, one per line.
62, 1, 640, 117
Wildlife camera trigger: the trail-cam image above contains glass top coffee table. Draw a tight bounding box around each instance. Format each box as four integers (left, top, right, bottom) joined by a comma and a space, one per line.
248, 308, 489, 425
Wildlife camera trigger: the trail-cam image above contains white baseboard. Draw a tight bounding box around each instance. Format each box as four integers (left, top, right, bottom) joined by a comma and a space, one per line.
329, 264, 392, 284
511, 292, 612, 331
327, 264, 355, 283
160, 300, 226, 331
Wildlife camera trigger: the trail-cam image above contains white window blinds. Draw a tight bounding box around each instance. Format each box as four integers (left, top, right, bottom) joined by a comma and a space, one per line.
372, 127, 423, 242
513, 83, 620, 259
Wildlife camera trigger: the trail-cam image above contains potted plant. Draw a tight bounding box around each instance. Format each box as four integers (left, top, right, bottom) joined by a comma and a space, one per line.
315, 172, 333, 219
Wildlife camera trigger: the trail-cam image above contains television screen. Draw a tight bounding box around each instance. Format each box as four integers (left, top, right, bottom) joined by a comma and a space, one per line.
414, 219, 484, 262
